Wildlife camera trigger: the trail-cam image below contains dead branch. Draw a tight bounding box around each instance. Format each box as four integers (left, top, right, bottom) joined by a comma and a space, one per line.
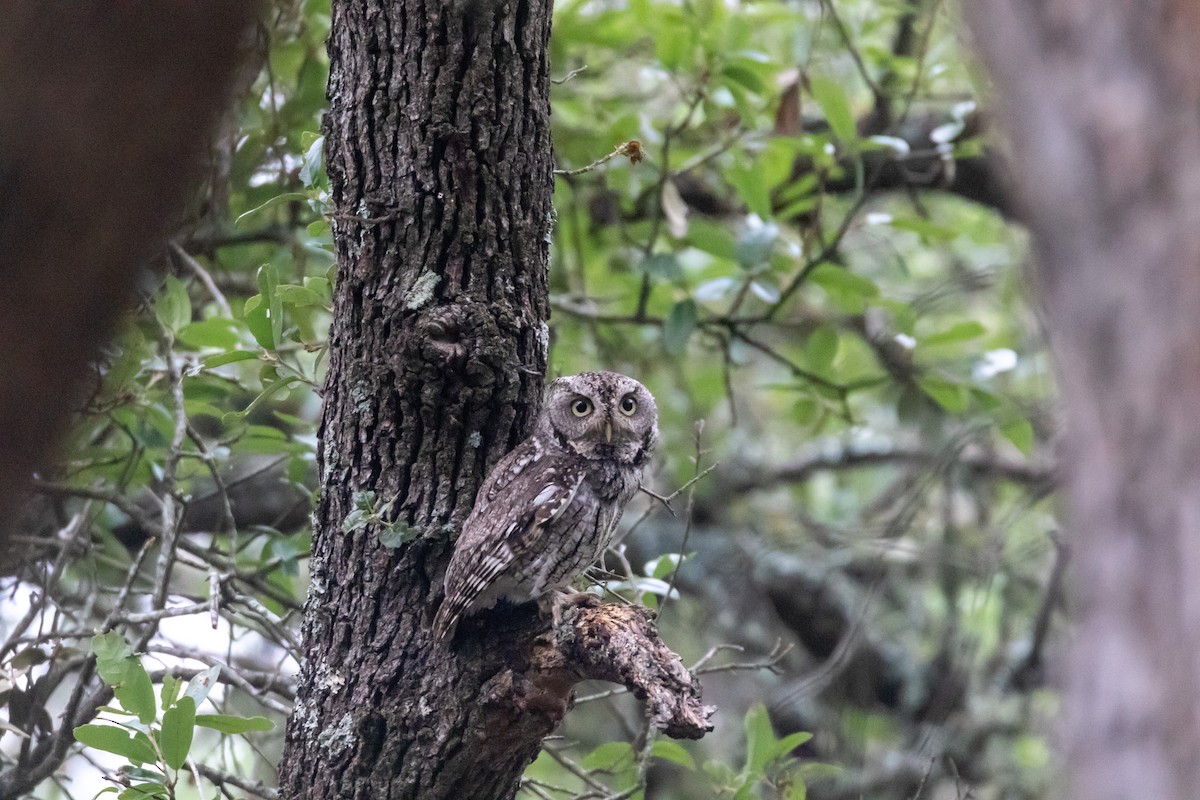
533, 603, 715, 740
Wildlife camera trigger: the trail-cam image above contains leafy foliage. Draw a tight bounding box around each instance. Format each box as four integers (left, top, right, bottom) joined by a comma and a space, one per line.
74, 635, 273, 799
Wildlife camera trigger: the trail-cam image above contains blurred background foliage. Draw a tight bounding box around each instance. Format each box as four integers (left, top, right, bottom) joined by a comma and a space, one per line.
4, 0, 1061, 798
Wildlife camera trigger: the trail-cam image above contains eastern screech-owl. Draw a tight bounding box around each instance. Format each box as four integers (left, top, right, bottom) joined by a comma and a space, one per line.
432, 371, 659, 643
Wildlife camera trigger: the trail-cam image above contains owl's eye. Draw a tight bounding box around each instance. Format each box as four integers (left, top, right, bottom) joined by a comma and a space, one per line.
571, 398, 593, 417
619, 395, 637, 416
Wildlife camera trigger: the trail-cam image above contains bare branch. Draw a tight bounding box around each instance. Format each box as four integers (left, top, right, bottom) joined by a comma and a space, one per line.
195, 764, 278, 800
729, 445, 1054, 494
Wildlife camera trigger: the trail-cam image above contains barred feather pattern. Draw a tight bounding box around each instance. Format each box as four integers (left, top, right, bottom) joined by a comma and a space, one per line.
432, 372, 659, 643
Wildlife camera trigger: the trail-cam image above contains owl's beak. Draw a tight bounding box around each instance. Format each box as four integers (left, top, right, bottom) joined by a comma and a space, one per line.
605, 421, 613, 443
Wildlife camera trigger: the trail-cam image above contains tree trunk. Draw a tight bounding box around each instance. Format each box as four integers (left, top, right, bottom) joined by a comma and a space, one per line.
278, 5, 713, 795
965, 3, 1200, 799
0, 2, 257, 534
276, 1, 561, 797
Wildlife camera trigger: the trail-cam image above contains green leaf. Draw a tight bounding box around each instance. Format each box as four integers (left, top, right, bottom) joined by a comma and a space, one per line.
582, 740, 634, 771
645, 552, 689, 579
655, 17, 695, 70
95, 651, 135, 691
663, 300, 697, 356
743, 703, 776, 774
805, 327, 838, 372
809, 263, 878, 299
971, 387, 1003, 411
204, 350, 262, 369
379, 521, 416, 548
114, 658, 156, 724
341, 508, 367, 533
184, 665, 222, 707
177, 318, 243, 350
694, 277, 737, 302
118, 783, 169, 800
733, 781, 757, 800
92, 632, 130, 664
227, 375, 303, 423
73, 724, 157, 764
774, 730, 813, 758
277, 284, 325, 308
808, 262, 879, 312
784, 777, 808, 800
11, 647, 47, 671
642, 252, 683, 282
728, 161, 773, 221
194, 714, 276, 734
652, 739, 696, 769
734, 223, 777, 269
797, 762, 844, 781
244, 295, 274, 350
258, 264, 283, 351
722, 63, 765, 94
792, 396, 820, 426
919, 376, 970, 413
1001, 417, 1035, 455
703, 758, 737, 786
300, 135, 326, 189
922, 321, 986, 347
749, 280, 780, 304
888, 214, 959, 243
154, 276, 192, 333
809, 74, 857, 149
686, 219, 738, 261
121, 766, 168, 783
235, 192, 308, 226
159, 696, 196, 769
304, 276, 332, 300
160, 675, 181, 711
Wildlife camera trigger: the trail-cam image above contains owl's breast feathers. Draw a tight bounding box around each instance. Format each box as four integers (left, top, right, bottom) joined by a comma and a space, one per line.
582, 455, 642, 505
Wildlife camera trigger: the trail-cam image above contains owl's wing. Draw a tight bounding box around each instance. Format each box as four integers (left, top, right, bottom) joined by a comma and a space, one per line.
433, 454, 587, 643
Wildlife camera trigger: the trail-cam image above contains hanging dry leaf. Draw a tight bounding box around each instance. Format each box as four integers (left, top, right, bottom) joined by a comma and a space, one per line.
661, 177, 690, 239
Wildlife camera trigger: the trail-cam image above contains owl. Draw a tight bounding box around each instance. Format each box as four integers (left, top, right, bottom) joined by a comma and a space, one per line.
432, 371, 660, 643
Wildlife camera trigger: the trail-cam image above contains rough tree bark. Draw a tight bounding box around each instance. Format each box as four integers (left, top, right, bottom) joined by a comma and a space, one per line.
965, 2, 1200, 799
276, 3, 710, 799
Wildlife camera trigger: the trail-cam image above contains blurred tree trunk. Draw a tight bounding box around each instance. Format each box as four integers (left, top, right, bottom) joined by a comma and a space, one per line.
965, 2, 1200, 799
0, 2, 257, 536
275, 1, 559, 798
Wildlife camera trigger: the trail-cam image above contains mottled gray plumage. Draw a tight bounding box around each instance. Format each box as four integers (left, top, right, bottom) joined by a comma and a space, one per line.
433, 371, 659, 643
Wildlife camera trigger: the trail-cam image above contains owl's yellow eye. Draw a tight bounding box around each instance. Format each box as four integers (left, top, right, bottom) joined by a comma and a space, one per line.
571, 398, 593, 417
619, 395, 637, 416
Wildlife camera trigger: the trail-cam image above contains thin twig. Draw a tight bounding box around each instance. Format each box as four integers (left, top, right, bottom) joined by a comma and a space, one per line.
658, 421, 706, 618
169, 242, 231, 316
552, 64, 588, 85
693, 641, 792, 675
107, 602, 215, 626
195, 764, 278, 800
637, 485, 676, 516
553, 142, 644, 177
818, 0, 884, 104
150, 338, 189, 615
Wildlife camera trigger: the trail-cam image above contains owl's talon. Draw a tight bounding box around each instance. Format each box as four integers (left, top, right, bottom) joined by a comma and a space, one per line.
550, 590, 602, 628
568, 590, 603, 609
